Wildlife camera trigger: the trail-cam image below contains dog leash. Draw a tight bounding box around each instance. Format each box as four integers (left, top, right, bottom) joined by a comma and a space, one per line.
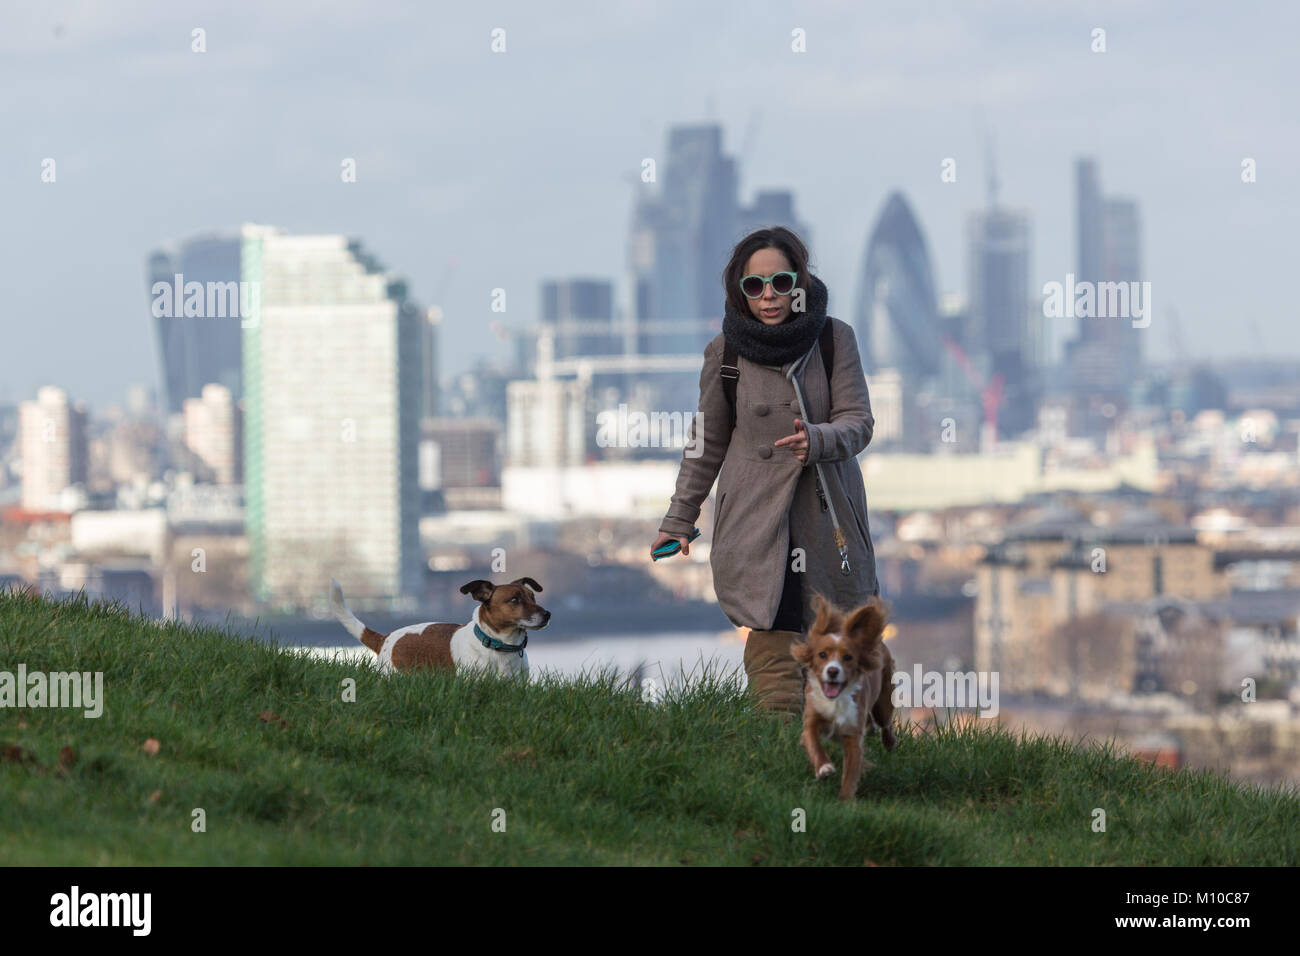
787, 344, 851, 576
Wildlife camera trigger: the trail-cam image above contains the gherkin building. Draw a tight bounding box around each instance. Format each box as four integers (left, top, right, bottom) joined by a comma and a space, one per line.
853, 192, 942, 381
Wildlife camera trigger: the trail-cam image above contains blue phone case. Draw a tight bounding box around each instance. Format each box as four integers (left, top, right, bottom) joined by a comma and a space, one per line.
651, 527, 701, 560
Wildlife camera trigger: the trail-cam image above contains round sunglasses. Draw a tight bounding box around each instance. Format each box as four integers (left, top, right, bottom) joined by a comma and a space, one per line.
740, 271, 798, 298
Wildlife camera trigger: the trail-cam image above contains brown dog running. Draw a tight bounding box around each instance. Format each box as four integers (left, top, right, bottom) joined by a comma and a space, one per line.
792, 593, 897, 800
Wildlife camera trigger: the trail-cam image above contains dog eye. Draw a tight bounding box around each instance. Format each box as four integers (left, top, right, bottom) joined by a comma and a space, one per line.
818, 651, 827, 659
510, 596, 519, 603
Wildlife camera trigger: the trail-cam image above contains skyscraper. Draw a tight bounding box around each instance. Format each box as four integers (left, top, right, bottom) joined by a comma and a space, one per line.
182, 383, 241, 484
18, 386, 88, 511
148, 233, 243, 415
1104, 197, 1144, 386
737, 189, 812, 252
505, 377, 589, 468
420, 306, 441, 422
541, 279, 617, 360
1075, 158, 1103, 289
241, 225, 423, 608
627, 125, 736, 357
627, 125, 810, 357
1065, 157, 1145, 412
852, 192, 943, 449
967, 200, 1037, 438
624, 124, 811, 422
854, 192, 942, 381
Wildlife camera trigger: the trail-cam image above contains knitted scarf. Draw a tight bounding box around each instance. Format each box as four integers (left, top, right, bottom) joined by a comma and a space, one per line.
721, 273, 829, 367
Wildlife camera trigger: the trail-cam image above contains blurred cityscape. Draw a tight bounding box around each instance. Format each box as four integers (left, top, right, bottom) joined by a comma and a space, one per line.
4, 123, 1300, 785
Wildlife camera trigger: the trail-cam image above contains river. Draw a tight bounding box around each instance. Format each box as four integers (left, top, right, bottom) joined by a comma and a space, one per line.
290, 628, 749, 688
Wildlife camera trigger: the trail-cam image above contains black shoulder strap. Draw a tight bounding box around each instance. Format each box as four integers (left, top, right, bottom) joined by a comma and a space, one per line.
721, 340, 740, 433
720, 321, 835, 433
820, 320, 835, 384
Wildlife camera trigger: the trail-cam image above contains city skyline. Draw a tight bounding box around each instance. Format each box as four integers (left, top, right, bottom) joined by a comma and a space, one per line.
6, 2, 1300, 871
3, 1, 1296, 408
0, 138, 1251, 465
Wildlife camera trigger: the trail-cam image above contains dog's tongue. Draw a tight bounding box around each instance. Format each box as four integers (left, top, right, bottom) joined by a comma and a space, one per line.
822, 681, 842, 699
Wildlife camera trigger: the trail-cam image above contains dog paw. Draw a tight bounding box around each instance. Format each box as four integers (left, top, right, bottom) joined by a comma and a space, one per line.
881, 727, 897, 751
816, 762, 836, 780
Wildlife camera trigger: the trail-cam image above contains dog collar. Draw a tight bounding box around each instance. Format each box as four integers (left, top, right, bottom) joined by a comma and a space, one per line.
473, 623, 527, 656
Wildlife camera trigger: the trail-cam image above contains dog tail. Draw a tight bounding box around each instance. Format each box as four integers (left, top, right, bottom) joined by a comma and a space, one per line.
330, 578, 387, 654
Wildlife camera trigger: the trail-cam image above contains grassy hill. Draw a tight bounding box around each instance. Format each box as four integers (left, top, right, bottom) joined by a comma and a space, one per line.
2, 586, 1297, 865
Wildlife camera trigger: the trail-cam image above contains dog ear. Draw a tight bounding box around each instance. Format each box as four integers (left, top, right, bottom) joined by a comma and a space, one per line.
810, 591, 840, 635
459, 579, 496, 602
791, 639, 814, 666
844, 597, 887, 668
844, 596, 886, 641
509, 577, 543, 593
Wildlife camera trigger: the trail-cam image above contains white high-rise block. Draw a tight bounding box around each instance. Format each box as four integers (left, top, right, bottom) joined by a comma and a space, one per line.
242, 226, 422, 607
18, 386, 88, 512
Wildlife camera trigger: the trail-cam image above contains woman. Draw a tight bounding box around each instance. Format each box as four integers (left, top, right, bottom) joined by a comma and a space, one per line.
651, 227, 880, 715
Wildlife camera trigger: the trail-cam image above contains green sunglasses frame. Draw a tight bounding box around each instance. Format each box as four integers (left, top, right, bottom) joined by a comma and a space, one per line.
740, 271, 798, 298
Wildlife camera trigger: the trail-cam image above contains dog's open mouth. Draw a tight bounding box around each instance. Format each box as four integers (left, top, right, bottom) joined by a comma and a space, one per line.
821, 679, 844, 699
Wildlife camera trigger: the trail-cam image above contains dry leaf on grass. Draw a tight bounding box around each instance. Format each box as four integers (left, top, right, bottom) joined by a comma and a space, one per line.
141, 738, 161, 756
2, 744, 33, 764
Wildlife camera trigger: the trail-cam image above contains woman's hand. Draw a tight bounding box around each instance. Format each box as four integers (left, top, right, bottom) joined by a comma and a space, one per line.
651, 531, 691, 557
774, 418, 809, 463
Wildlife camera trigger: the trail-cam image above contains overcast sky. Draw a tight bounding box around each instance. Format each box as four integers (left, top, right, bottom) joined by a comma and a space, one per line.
2, 0, 1296, 408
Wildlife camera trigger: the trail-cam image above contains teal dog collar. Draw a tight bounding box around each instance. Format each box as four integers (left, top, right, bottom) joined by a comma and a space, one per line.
473, 623, 527, 656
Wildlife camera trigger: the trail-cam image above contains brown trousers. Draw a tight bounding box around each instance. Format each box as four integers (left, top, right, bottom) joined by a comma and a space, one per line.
743, 628, 806, 715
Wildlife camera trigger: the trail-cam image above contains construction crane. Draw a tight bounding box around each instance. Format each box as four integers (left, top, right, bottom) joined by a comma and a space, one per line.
431, 255, 458, 310
1166, 307, 1188, 366
941, 334, 1004, 445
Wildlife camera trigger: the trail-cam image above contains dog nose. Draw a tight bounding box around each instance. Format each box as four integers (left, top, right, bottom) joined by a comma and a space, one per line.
542, 610, 551, 621
827, 665, 840, 678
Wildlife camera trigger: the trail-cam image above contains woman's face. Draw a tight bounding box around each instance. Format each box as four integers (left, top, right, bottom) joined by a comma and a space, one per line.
743, 248, 796, 326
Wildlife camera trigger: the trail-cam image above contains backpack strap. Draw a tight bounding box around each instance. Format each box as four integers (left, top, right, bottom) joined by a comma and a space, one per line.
719, 320, 835, 433
819, 320, 835, 386
721, 340, 740, 433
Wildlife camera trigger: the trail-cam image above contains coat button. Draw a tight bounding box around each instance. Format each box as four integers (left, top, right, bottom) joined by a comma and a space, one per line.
754, 403, 769, 416
758, 445, 772, 459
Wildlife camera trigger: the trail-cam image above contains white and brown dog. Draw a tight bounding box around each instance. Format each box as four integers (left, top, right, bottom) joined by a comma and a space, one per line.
792, 593, 897, 801
329, 577, 550, 678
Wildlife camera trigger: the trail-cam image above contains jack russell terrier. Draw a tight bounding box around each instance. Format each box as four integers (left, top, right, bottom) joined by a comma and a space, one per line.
329, 577, 550, 678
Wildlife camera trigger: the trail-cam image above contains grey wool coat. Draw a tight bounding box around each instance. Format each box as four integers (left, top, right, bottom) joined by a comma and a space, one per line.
659, 317, 880, 633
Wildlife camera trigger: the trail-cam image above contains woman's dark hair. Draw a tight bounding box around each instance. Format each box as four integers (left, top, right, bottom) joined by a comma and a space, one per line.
721, 226, 812, 319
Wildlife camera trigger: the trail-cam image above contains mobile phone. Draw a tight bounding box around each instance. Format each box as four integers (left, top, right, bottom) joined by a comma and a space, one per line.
651, 527, 701, 560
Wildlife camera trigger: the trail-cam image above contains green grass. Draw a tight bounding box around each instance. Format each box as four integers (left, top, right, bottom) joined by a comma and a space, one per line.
1, 585, 1297, 865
